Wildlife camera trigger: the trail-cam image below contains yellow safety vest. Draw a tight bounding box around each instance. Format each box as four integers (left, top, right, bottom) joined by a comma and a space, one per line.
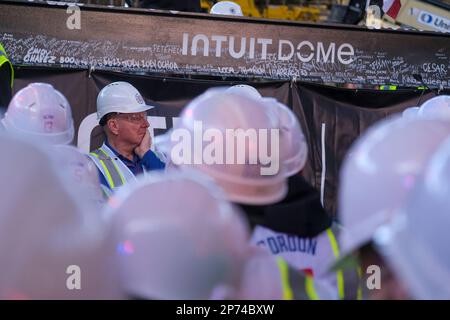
327, 226, 363, 300
276, 258, 319, 300
0, 43, 14, 88
89, 147, 127, 190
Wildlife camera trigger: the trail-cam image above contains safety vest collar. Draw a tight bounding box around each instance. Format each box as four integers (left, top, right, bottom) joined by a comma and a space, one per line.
0, 43, 14, 88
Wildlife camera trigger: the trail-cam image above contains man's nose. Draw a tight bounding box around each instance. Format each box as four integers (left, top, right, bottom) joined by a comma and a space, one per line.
142, 117, 150, 128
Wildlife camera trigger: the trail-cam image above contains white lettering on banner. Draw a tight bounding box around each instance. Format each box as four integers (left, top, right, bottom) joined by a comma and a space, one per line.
258, 38, 273, 60
248, 37, 256, 59
423, 63, 446, 74
182, 33, 355, 65
229, 36, 246, 59
317, 42, 335, 64
191, 34, 209, 56
337, 44, 355, 64
297, 41, 314, 62
211, 35, 227, 57
23, 47, 56, 64
278, 40, 294, 61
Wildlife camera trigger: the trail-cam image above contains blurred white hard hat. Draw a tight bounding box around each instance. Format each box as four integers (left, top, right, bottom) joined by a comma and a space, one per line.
235, 247, 284, 299
374, 135, 450, 299
418, 95, 450, 121
52, 145, 106, 206
338, 116, 450, 255
0, 134, 121, 299
2, 83, 74, 145
227, 85, 262, 100
97, 82, 154, 120
264, 98, 308, 177
169, 88, 287, 205
210, 1, 244, 16
108, 169, 250, 300
224, 85, 308, 178
401, 106, 420, 119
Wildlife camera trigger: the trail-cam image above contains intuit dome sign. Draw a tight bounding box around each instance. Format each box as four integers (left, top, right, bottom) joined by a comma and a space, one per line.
182, 33, 355, 65
1, 1, 449, 87
418, 10, 450, 33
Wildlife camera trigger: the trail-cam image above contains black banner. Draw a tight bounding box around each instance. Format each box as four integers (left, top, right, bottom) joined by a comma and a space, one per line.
1, 0, 449, 88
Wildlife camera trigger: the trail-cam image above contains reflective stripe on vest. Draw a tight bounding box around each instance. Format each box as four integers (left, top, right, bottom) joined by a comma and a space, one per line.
0, 43, 14, 88
327, 225, 363, 300
326, 228, 345, 299
88, 143, 139, 191
356, 266, 363, 300
276, 258, 319, 300
305, 275, 320, 300
89, 149, 126, 190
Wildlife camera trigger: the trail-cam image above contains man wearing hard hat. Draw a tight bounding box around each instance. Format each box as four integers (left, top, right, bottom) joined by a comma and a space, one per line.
89, 82, 165, 193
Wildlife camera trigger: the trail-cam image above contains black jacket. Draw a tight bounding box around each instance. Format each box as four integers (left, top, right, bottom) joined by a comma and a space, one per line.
139, 0, 201, 12
0, 63, 12, 109
238, 175, 332, 238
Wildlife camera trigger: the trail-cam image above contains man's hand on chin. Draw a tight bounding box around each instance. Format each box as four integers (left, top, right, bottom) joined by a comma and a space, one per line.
135, 130, 152, 159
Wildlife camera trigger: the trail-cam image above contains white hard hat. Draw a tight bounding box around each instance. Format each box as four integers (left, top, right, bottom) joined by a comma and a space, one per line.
169, 88, 287, 205
96, 82, 154, 120
338, 116, 450, 255
52, 145, 105, 206
227, 85, 262, 100
108, 169, 250, 300
210, 1, 244, 16
0, 134, 121, 299
223, 87, 308, 177
374, 135, 450, 299
401, 106, 420, 119
2, 83, 74, 145
418, 95, 450, 121
265, 98, 308, 177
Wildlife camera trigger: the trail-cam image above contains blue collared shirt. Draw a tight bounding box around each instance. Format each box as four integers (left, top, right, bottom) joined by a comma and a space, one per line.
97, 140, 165, 189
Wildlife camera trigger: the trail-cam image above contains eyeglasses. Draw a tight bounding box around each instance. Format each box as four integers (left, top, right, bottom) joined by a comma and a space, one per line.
114, 112, 148, 123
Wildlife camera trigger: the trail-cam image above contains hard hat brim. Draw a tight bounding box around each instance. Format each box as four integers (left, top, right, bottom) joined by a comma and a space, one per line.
97, 104, 154, 120
119, 104, 155, 114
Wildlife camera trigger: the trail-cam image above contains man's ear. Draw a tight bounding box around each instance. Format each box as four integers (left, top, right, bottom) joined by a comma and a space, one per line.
107, 118, 120, 136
